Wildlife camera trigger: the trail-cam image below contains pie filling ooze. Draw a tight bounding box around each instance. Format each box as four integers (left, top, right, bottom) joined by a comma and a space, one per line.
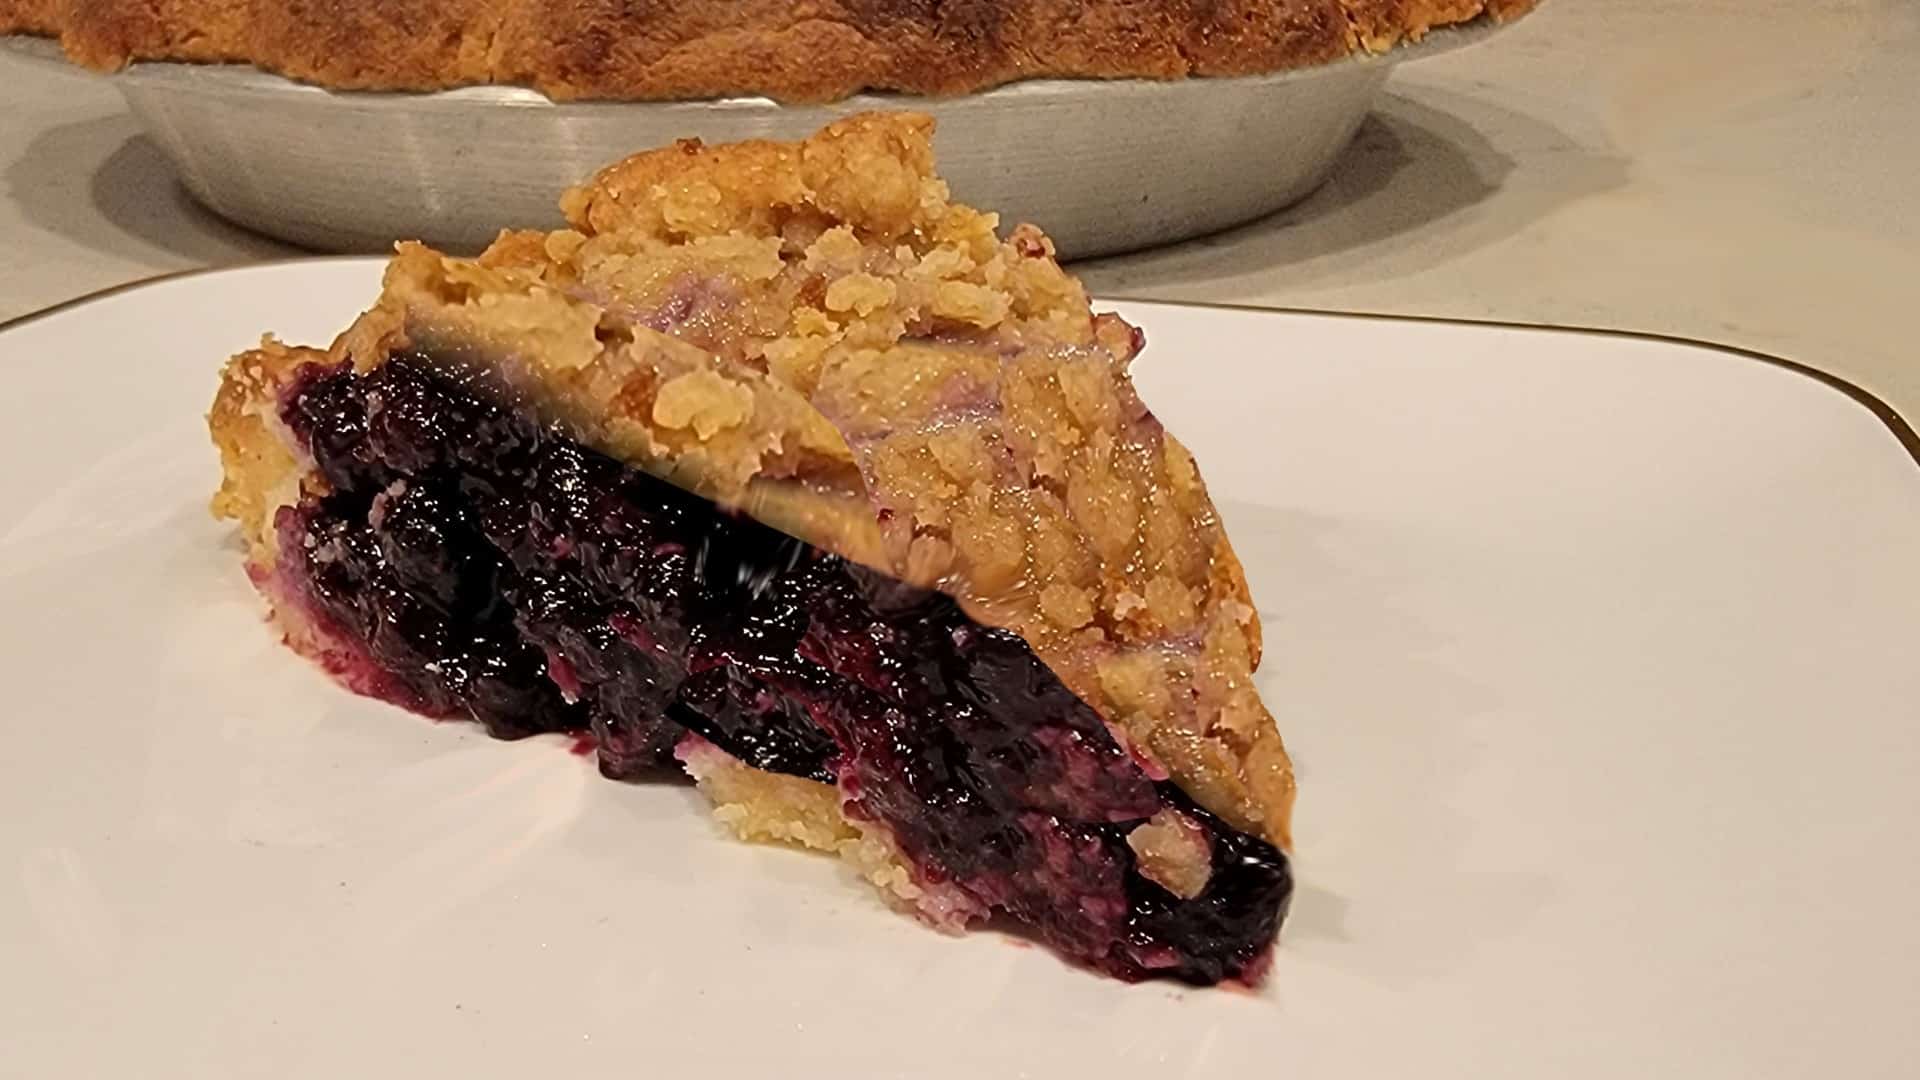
268, 353, 1291, 985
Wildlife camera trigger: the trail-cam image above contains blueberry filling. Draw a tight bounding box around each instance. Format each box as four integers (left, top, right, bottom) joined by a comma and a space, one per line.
274, 355, 1291, 983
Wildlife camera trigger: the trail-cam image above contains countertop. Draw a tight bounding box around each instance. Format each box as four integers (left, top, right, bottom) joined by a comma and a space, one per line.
3, 0, 1915, 429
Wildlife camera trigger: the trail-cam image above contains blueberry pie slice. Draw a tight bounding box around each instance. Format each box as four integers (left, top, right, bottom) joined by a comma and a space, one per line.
209, 114, 1295, 984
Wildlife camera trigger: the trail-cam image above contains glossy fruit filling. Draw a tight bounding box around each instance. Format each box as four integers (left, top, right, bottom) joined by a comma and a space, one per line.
271, 354, 1291, 983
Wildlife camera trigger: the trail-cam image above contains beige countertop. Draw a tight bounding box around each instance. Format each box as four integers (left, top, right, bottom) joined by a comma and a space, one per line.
3, 0, 1914, 427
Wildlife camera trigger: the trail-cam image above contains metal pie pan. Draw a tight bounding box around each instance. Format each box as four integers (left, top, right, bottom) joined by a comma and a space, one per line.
5, 21, 1508, 258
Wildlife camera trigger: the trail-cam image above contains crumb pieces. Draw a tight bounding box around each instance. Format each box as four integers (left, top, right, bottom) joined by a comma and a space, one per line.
1127, 809, 1214, 900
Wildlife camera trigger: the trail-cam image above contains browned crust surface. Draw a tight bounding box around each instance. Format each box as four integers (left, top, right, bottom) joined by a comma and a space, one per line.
0, 0, 55, 35
8, 0, 1539, 102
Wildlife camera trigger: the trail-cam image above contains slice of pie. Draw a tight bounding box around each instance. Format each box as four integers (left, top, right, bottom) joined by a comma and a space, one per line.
208, 113, 1296, 984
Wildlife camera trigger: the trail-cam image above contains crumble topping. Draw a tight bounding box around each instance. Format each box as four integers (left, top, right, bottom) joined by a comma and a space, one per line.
7, 2, 1541, 102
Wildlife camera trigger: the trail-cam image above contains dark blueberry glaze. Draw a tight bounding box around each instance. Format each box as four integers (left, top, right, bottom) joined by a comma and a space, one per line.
274, 354, 1291, 983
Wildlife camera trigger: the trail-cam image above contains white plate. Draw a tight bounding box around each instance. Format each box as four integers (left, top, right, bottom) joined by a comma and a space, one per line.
3, 260, 1918, 1079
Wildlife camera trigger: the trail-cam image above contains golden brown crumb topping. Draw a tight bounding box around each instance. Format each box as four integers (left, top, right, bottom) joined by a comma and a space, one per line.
5, 1, 1540, 102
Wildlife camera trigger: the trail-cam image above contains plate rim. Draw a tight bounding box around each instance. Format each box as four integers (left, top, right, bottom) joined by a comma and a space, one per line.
5, 256, 1913, 472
